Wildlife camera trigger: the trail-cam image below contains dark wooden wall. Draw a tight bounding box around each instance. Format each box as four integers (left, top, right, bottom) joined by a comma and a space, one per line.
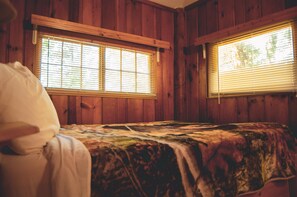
177, 0, 297, 135
0, 0, 175, 125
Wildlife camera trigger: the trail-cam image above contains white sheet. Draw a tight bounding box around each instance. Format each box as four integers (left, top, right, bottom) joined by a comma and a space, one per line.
0, 134, 91, 197
45, 134, 91, 197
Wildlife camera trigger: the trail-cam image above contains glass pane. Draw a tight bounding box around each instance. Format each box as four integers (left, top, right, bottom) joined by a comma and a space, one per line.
82, 68, 99, 90
137, 73, 150, 93
48, 40, 62, 64
122, 71, 135, 92
40, 63, 48, 87
122, 50, 135, 72
62, 66, 81, 89
137, 53, 150, 74
48, 64, 61, 88
105, 47, 120, 70
105, 70, 120, 91
41, 38, 49, 63
218, 26, 294, 73
82, 45, 100, 69
63, 42, 81, 67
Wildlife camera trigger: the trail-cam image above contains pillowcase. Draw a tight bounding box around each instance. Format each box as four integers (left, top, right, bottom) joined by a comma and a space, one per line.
0, 62, 60, 154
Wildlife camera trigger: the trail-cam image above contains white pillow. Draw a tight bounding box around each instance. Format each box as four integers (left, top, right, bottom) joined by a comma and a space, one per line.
0, 62, 60, 154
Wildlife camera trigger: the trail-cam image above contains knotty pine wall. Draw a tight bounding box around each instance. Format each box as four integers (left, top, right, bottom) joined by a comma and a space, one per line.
0, 0, 175, 125
177, 0, 297, 135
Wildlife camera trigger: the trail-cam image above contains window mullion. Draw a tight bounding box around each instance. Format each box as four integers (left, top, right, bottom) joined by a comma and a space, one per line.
100, 46, 105, 91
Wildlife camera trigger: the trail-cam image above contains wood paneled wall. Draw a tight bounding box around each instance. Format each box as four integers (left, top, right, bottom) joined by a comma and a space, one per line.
0, 0, 175, 125
178, 0, 297, 136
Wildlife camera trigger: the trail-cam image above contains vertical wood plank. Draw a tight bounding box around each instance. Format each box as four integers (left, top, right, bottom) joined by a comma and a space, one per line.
126, 0, 142, 35
161, 10, 174, 120
186, 8, 198, 122
117, 98, 127, 123
101, 0, 116, 30
141, 4, 156, 38
68, 96, 77, 124
198, 46, 207, 122
0, 25, 8, 63
51, 0, 70, 20
9, 0, 25, 63
68, 0, 80, 22
81, 97, 102, 124
285, 0, 297, 8
198, 4, 207, 37
288, 95, 297, 136
34, 0, 51, 16
237, 97, 248, 122
261, 0, 285, 16
218, 0, 235, 30
248, 96, 265, 122
219, 98, 237, 123
116, 0, 126, 32
174, 9, 187, 121
75, 96, 82, 124
143, 99, 155, 122
206, 0, 219, 34
207, 98, 220, 123
265, 95, 288, 125
245, 0, 262, 22
234, 0, 246, 25
127, 99, 143, 123
102, 98, 117, 124
79, 0, 101, 25
51, 95, 68, 125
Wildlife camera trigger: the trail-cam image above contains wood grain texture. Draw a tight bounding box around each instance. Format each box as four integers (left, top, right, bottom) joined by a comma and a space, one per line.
8, 0, 25, 63
234, 0, 246, 25
218, 0, 235, 30
245, 0, 261, 21
117, 98, 127, 123
265, 95, 288, 125
102, 98, 117, 124
261, 0, 285, 16
127, 99, 143, 123
51, 95, 68, 125
248, 96, 265, 122
288, 95, 297, 136
143, 99, 155, 122
79, 0, 101, 26
101, 0, 116, 30
237, 97, 248, 122
219, 98, 237, 123
206, 0, 218, 34
174, 9, 187, 121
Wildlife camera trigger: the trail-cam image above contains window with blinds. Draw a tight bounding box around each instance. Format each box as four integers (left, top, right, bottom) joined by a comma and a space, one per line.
208, 22, 297, 97
36, 34, 155, 97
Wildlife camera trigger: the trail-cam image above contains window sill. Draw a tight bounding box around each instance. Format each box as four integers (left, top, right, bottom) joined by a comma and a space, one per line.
46, 88, 157, 100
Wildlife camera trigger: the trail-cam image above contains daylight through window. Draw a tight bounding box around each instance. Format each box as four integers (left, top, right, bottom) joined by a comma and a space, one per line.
36, 35, 155, 97
208, 22, 297, 97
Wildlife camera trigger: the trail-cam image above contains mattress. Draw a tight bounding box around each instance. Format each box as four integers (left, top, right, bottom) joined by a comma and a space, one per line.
61, 121, 296, 197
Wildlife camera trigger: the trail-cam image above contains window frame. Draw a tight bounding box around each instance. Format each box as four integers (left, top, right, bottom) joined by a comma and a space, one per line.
207, 21, 297, 98
34, 33, 157, 99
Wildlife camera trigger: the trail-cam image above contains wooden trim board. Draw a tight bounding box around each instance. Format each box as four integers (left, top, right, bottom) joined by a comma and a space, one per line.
194, 6, 297, 46
31, 14, 171, 49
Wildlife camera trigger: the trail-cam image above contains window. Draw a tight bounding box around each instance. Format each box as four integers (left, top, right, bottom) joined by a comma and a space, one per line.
208, 22, 297, 97
36, 34, 155, 97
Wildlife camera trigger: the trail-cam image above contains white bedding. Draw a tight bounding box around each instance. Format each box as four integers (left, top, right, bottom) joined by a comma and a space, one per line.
0, 134, 91, 197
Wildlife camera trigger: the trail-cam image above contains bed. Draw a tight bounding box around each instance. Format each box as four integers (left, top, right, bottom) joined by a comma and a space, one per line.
56, 121, 296, 197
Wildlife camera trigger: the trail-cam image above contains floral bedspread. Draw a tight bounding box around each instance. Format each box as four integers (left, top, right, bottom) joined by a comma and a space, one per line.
60, 121, 296, 197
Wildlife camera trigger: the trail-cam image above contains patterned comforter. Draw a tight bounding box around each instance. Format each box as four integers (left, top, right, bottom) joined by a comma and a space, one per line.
60, 121, 296, 197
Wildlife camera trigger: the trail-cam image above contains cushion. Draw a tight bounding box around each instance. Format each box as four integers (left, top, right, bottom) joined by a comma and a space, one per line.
0, 62, 60, 154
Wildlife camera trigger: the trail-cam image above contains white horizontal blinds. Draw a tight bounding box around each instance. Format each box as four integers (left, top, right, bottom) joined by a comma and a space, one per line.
38, 35, 100, 91
37, 34, 155, 96
208, 22, 297, 97
104, 46, 153, 94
